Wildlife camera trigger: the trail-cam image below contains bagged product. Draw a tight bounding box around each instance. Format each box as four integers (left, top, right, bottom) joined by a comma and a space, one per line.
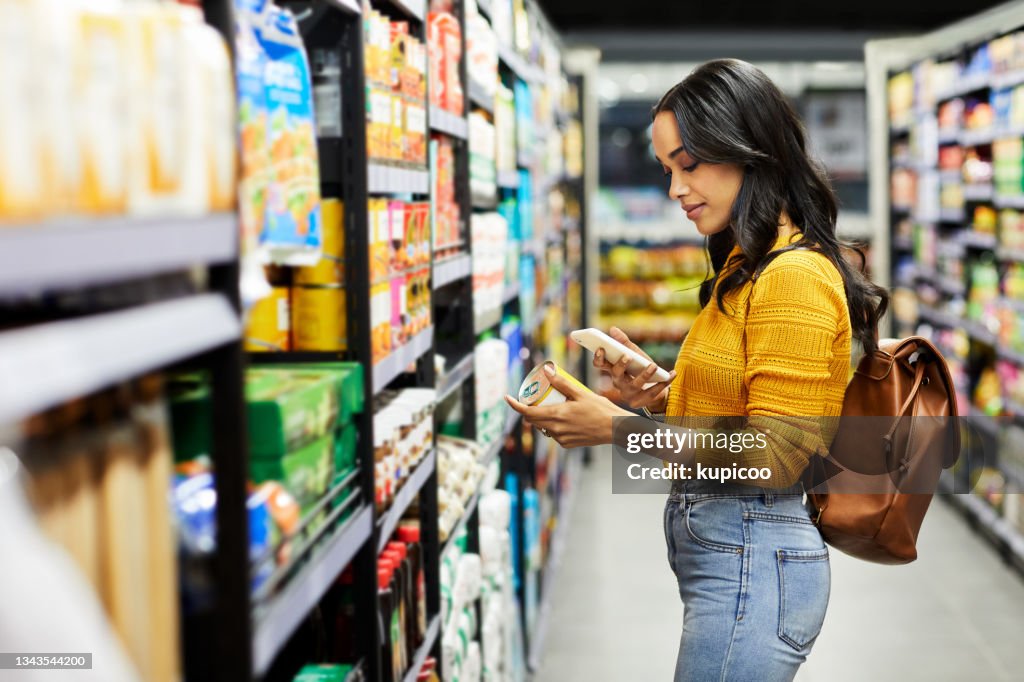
258, 4, 323, 264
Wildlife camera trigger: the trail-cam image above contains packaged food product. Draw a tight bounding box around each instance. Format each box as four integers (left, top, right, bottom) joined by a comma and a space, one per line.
296, 198, 345, 284
75, 0, 129, 214
244, 285, 291, 352
292, 284, 348, 352
234, 0, 270, 255
258, 5, 323, 264
170, 370, 339, 460
191, 13, 237, 212
518, 361, 589, 407
33, 0, 78, 215
126, 2, 185, 215
249, 434, 334, 513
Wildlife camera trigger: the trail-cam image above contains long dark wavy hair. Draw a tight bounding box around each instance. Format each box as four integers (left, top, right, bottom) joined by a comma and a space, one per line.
653, 59, 888, 353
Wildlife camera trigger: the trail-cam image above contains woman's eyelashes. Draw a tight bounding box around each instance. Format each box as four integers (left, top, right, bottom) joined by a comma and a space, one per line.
682, 161, 700, 173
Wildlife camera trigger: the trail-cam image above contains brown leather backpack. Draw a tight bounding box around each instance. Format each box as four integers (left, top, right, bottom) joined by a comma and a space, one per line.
807, 337, 961, 564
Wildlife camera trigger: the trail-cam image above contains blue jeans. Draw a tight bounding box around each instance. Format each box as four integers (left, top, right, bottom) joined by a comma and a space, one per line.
663, 482, 830, 681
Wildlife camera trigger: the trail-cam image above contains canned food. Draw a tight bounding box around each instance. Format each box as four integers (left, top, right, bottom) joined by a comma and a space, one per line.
518, 361, 589, 407
295, 199, 346, 285
244, 286, 290, 352
292, 284, 348, 351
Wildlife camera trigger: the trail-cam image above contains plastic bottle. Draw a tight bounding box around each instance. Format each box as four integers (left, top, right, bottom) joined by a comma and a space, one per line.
381, 550, 408, 674
378, 565, 397, 682
397, 525, 427, 645
387, 540, 417, 655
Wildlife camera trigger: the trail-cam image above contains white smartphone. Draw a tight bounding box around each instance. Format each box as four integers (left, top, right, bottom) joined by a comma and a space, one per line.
570, 328, 672, 382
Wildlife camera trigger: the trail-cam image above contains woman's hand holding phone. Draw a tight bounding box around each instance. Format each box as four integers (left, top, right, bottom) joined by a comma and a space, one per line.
593, 327, 676, 412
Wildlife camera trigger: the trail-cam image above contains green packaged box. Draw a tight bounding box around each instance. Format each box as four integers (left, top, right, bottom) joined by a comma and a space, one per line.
250, 434, 334, 513
336, 422, 357, 472
293, 663, 351, 682
259, 362, 365, 425
169, 369, 339, 461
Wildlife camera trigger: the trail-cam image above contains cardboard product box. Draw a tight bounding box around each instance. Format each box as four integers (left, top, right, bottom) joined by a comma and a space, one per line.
169, 370, 339, 461
250, 434, 334, 514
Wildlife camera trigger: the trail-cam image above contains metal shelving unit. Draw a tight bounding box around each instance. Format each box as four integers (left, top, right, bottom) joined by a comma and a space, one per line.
372, 327, 435, 394
877, 6, 1024, 580
377, 449, 437, 553
1, 1, 594, 680
0, 294, 240, 425
251, 505, 373, 676
432, 253, 472, 289
429, 105, 469, 140
0, 214, 237, 294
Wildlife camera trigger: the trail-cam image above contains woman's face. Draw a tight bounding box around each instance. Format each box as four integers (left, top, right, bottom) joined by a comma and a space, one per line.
652, 110, 744, 237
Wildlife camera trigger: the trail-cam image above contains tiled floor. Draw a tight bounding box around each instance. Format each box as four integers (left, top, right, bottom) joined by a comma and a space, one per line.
533, 448, 1024, 682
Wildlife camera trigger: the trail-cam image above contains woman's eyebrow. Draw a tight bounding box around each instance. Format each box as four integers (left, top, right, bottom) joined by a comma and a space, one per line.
668, 145, 687, 160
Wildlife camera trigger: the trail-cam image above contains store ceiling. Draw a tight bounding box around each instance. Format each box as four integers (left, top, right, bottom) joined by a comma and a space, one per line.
546, 1, 1005, 32
549, 1, 1009, 61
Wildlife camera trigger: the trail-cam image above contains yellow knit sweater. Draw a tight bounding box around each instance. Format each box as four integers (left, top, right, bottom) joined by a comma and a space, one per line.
665, 231, 852, 486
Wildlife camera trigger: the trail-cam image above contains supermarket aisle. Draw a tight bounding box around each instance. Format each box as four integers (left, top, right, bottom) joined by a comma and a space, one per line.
534, 448, 1024, 682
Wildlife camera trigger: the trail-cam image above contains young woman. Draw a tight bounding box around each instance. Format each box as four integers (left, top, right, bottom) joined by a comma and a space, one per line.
506, 59, 888, 680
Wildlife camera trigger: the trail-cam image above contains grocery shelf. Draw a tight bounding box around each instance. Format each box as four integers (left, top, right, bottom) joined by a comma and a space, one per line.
0, 213, 236, 295
468, 80, 494, 114
497, 43, 543, 83
503, 282, 520, 304
327, 0, 361, 13
959, 128, 996, 147
527, 304, 548, 336
938, 72, 990, 101
991, 69, 1024, 90
474, 307, 502, 335
889, 119, 912, 136
917, 304, 961, 330
251, 504, 372, 676
893, 235, 914, 251
965, 319, 998, 346
368, 163, 430, 195
497, 169, 521, 189
994, 194, 1024, 209
959, 230, 998, 249
942, 475, 1024, 574
0, 294, 240, 426
997, 345, 1024, 368
377, 448, 437, 553
527, 451, 582, 672
471, 190, 499, 210
916, 269, 966, 296
401, 616, 440, 682
938, 127, 960, 144
938, 207, 966, 223
996, 245, 1024, 262
389, 0, 425, 22
962, 184, 994, 202
441, 486, 481, 560
373, 326, 435, 394
429, 105, 468, 140
433, 253, 472, 289
436, 353, 474, 402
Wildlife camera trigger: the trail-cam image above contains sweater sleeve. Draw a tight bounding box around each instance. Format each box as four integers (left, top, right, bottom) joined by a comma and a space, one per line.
690, 253, 847, 487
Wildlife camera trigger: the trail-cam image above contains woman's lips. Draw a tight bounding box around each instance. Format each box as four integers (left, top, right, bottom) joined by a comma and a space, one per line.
684, 203, 705, 220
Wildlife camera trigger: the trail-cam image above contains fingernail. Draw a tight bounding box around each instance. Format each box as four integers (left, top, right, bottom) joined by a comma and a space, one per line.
543, 364, 555, 376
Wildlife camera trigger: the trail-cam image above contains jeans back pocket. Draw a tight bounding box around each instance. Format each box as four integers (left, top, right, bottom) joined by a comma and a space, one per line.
777, 547, 830, 651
